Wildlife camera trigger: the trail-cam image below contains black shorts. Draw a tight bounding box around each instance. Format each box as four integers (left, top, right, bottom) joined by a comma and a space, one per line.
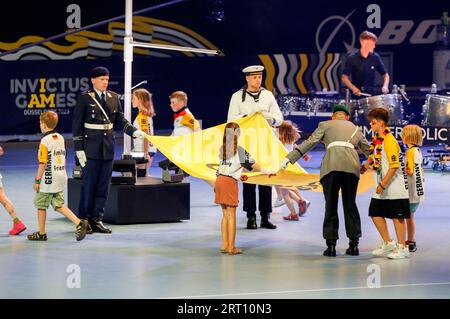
369, 198, 411, 219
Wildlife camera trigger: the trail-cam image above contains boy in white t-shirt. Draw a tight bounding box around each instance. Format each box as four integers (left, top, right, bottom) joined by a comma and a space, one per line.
28, 111, 88, 241
170, 91, 200, 136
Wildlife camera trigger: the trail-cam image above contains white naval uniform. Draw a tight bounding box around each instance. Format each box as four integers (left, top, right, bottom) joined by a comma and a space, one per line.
227, 88, 283, 126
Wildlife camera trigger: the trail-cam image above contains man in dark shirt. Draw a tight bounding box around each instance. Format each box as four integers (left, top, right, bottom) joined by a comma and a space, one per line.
341, 31, 390, 96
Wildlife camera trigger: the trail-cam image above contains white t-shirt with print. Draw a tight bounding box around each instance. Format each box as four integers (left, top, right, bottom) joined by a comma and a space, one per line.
406, 146, 425, 203
38, 132, 67, 193
372, 133, 409, 200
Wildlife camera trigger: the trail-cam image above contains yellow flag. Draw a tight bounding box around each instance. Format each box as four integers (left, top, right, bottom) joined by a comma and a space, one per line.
146, 113, 374, 194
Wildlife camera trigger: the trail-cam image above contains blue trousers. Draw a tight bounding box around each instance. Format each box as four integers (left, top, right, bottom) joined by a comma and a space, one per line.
78, 159, 113, 219
243, 183, 272, 220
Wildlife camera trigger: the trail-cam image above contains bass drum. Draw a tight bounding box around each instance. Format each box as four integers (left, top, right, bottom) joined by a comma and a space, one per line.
422, 94, 450, 126
355, 93, 404, 125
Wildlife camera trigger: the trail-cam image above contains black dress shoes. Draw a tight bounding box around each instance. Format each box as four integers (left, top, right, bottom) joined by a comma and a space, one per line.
89, 218, 112, 234
247, 217, 257, 230
345, 239, 359, 256
260, 220, 277, 229
323, 240, 337, 257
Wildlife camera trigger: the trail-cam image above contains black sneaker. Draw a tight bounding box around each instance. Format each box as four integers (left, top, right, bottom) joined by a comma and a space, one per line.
407, 241, 417, 252
27, 231, 48, 241
76, 220, 88, 241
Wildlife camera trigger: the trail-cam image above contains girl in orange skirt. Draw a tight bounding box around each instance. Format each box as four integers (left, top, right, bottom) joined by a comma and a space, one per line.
215, 122, 271, 255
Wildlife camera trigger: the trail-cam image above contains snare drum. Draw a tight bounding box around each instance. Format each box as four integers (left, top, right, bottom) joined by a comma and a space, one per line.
276, 95, 299, 114
355, 93, 404, 125
422, 94, 450, 126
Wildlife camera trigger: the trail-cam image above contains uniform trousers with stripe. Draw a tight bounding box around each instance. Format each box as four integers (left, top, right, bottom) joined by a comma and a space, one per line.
78, 159, 114, 219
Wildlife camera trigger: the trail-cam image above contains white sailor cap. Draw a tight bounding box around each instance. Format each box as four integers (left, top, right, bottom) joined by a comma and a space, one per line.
242, 65, 264, 75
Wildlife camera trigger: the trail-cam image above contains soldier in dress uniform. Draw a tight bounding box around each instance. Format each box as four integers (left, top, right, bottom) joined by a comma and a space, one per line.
280, 105, 371, 257
72, 66, 146, 233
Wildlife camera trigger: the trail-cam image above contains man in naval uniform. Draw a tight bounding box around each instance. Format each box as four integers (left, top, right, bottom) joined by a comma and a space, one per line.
280, 105, 371, 257
72, 66, 146, 233
227, 65, 283, 230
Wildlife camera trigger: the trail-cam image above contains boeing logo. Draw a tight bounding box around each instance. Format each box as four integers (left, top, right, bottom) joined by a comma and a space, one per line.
316, 5, 441, 54
316, 10, 356, 54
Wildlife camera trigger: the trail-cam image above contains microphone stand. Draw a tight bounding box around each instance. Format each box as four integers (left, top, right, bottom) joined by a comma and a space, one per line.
120, 80, 148, 99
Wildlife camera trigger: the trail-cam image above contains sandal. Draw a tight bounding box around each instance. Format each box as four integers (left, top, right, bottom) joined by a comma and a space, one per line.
27, 231, 48, 241
283, 213, 299, 221
220, 247, 228, 254
228, 247, 242, 255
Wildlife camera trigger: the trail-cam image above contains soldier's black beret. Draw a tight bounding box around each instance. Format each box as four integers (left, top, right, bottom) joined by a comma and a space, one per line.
90, 66, 109, 78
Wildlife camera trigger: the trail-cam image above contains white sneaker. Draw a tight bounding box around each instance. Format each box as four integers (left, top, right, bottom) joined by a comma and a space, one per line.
372, 240, 397, 256
273, 198, 285, 208
387, 244, 410, 259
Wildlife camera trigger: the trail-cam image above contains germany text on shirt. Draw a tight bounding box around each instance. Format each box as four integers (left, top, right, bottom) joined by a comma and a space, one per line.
38, 132, 68, 193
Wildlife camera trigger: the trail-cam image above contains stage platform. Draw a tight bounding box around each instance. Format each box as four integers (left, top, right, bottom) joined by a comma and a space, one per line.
68, 177, 190, 224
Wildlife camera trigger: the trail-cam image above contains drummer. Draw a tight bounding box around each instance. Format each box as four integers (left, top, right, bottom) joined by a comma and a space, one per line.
341, 31, 390, 97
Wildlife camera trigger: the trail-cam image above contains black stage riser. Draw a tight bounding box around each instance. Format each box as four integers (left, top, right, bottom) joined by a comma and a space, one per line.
68, 178, 190, 224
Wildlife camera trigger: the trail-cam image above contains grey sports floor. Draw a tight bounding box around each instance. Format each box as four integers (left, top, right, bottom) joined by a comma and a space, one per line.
0, 141, 449, 299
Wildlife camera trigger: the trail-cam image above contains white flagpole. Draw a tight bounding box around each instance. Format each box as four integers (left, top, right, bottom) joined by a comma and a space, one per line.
123, 0, 219, 157
131, 41, 220, 55
123, 0, 133, 155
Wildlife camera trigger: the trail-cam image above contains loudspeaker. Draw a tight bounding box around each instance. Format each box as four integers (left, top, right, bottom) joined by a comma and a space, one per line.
111, 159, 136, 185
158, 159, 184, 183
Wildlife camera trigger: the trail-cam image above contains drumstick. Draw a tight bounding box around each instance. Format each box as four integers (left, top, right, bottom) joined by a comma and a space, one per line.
359, 92, 372, 97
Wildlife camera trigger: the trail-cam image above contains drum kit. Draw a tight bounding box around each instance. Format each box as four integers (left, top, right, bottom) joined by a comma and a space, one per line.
277, 92, 350, 119
277, 92, 406, 124
352, 93, 405, 125
421, 94, 450, 126
277, 85, 450, 127
277, 96, 333, 118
